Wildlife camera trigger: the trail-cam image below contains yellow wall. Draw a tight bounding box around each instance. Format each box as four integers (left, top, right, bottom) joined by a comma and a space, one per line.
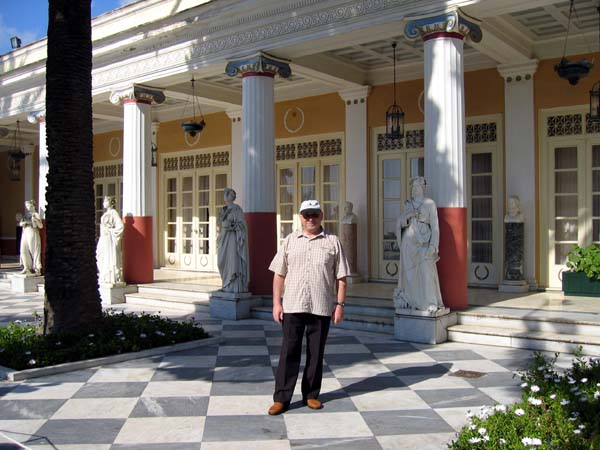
158, 111, 231, 153
94, 130, 122, 162
275, 93, 345, 137
0, 152, 24, 252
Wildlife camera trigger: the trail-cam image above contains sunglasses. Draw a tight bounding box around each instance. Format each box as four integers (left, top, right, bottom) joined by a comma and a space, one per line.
301, 212, 320, 219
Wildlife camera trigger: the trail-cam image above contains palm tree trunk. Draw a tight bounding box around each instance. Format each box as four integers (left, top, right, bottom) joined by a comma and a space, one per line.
44, 0, 102, 333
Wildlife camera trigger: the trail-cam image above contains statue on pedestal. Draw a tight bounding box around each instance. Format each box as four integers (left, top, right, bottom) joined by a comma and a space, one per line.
340, 201, 357, 225
393, 177, 445, 314
503, 195, 525, 282
19, 200, 43, 275
96, 196, 124, 285
340, 201, 360, 278
217, 188, 249, 293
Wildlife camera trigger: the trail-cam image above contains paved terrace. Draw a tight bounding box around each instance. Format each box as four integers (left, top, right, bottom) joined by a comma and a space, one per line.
0, 287, 577, 450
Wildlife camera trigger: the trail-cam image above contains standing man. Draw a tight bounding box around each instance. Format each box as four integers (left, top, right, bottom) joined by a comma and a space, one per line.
267, 199, 350, 415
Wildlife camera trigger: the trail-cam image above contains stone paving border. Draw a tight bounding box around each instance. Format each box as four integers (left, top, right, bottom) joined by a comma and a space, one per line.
0, 335, 220, 382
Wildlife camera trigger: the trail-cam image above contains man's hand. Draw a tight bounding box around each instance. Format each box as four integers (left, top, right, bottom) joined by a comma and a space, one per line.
273, 302, 284, 324
332, 305, 344, 324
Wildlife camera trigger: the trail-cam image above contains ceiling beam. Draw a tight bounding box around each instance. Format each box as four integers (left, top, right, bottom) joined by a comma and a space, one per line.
292, 54, 367, 89
163, 88, 240, 110
469, 18, 533, 64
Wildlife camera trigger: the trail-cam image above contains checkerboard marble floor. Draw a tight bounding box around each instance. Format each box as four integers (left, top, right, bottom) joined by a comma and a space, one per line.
0, 289, 575, 450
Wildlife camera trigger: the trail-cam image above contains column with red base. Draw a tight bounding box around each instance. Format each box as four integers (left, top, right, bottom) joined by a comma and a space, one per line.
110, 85, 165, 284
226, 52, 291, 295
405, 9, 482, 310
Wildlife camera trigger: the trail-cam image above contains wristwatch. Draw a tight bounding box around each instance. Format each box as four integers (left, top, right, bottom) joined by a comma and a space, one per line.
335, 302, 345, 307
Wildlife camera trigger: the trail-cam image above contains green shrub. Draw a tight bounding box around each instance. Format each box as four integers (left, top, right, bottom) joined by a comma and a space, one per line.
449, 350, 600, 449
566, 244, 600, 280
0, 310, 209, 371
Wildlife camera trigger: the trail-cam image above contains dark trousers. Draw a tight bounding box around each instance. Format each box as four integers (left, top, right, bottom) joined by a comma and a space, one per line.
273, 313, 331, 404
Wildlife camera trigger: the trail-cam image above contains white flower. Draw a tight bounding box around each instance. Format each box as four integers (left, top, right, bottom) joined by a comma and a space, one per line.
574, 429, 581, 435
89, 342, 94, 346
594, 391, 600, 399
569, 417, 577, 421
115, 330, 123, 336
120, 336, 125, 341
550, 394, 557, 399
140, 333, 147, 338
531, 385, 540, 393
27, 359, 36, 366
499, 438, 506, 444
14, 320, 22, 324
155, 331, 165, 337
88, 334, 94, 338
468, 437, 482, 444
466, 410, 474, 419
579, 397, 588, 402
560, 399, 570, 406
478, 428, 487, 436
24, 351, 31, 355
568, 377, 576, 384
521, 382, 528, 388
521, 437, 542, 446
581, 378, 588, 383
56, 341, 62, 346
515, 408, 525, 416
578, 424, 586, 429
468, 424, 476, 430
483, 435, 490, 442
528, 397, 542, 406
544, 373, 552, 379
172, 330, 177, 334
554, 378, 561, 383
537, 365, 545, 371
570, 387, 579, 392
495, 404, 507, 412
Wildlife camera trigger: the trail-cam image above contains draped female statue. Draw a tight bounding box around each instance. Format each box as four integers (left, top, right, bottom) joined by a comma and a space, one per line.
394, 177, 445, 313
96, 196, 124, 285
217, 188, 249, 293
19, 200, 43, 275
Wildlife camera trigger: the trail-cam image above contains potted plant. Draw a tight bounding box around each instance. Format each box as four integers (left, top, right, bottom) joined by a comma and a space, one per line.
563, 244, 600, 296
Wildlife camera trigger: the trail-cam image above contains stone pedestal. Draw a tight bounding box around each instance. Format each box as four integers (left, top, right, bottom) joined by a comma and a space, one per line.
99, 283, 137, 306
210, 291, 259, 320
10, 274, 44, 293
341, 223, 362, 283
499, 222, 529, 293
394, 307, 456, 344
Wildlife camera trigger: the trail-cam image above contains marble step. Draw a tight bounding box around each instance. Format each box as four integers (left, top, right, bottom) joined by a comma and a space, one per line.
0, 278, 11, 289
448, 324, 600, 356
125, 292, 210, 313
250, 306, 394, 334
259, 296, 395, 318
458, 307, 600, 337
137, 283, 218, 300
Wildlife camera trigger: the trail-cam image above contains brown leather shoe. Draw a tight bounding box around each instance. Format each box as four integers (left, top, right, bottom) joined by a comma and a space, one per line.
268, 402, 288, 415
304, 398, 323, 410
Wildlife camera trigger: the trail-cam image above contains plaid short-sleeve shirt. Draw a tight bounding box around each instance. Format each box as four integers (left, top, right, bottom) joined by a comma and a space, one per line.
268, 229, 351, 317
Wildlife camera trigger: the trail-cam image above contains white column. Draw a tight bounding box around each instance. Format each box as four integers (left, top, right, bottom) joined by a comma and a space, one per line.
151, 121, 160, 267
226, 109, 244, 209
339, 86, 370, 279
28, 111, 47, 218
498, 61, 538, 290
110, 86, 165, 217
424, 36, 466, 207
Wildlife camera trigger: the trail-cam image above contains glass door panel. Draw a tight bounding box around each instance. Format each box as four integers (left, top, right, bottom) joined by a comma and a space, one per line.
322, 163, 339, 236
380, 157, 402, 279
165, 176, 178, 267
278, 166, 295, 243
180, 174, 195, 269
209, 171, 228, 271
197, 175, 210, 263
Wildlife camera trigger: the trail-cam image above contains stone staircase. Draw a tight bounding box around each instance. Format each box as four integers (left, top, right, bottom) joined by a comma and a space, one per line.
448, 306, 600, 355
251, 294, 395, 334
124, 282, 217, 313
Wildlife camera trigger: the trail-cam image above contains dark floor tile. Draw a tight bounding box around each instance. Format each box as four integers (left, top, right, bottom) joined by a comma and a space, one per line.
202, 415, 286, 441
389, 363, 451, 377
416, 388, 496, 408
492, 358, 535, 372
213, 365, 274, 382
222, 324, 265, 331
31, 369, 97, 383
27, 419, 125, 445
265, 329, 283, 337
466, 371, 522, 388
210, 380, 274, 396
339, 376, 407, 392
129, 396, 209, 417
325, 336, 362, 345
216, 355, 271, 367
364, 343, 418, 353
111, 444, 200, 450
284, 392, 356, 414
361, 409, 454, 435
0, 399, 66, 419
220, 337, 267, 346
106, 357, 163, 369
73, 382, 148, 398
324, 353, 378, 365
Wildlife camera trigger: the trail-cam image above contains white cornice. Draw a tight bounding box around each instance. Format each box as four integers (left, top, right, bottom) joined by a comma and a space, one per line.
497, 60, 539, 81
338, 86, 371, 103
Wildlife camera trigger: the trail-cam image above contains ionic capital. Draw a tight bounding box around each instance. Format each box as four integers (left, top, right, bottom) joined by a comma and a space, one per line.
497, 60, 538, 83
338, 86, 371, 105
225, 51, 291, 79
405, 7, 482, 43
27, 110, 46, 124
110, 84, 166, 106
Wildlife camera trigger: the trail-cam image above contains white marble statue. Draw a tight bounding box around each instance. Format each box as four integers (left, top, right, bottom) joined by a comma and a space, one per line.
217, 188, 249, 293
394, 177, 445, 313
19, 200, 43, 275
340, 201, 358, 225
504, 195, 524, 223
96, 196, 124, 285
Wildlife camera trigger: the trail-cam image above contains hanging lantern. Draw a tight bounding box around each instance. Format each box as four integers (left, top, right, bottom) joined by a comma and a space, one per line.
180, 77, 206, 137
386, 42, 405, 139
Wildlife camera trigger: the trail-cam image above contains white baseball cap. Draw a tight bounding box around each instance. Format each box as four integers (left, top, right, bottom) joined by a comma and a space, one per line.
299, 199, 322, 214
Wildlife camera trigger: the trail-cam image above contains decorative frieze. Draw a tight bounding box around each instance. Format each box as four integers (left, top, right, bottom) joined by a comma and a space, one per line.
319, 138, 342, 156
196, 153, 211, 168
547, 114, 582, 137
276, 144, 296, 161
180, 155, 195, 170
586, 114, 600, 134
164, 157, 178, 172
377, 133, 403, 152
297, 141, 318, 159
93, 163, 123, 179
213, 151, 229, 167
162, 152, 231, 171
466, 123, 497, 143
405, 129, 424, 149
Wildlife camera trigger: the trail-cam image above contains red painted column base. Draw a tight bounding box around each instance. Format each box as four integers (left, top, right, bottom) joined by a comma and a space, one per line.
437, 207, 468, 310
123, 216, 154, 284
245, 212, 277, 295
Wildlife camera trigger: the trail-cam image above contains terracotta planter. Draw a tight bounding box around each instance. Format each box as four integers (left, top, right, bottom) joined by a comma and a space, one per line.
562, 271, 600, 297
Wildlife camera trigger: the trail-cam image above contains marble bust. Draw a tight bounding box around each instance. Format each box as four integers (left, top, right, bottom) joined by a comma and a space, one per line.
19, 200, 43, 275
340, 201, 358, 225
504, 195, 524, 223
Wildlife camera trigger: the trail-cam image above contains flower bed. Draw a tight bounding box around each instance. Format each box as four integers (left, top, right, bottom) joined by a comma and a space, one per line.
0, 311, 209, 371
449, 350, 600, 449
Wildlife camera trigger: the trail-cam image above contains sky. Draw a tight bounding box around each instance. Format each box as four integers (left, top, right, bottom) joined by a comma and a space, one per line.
0, 0, 138, 56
